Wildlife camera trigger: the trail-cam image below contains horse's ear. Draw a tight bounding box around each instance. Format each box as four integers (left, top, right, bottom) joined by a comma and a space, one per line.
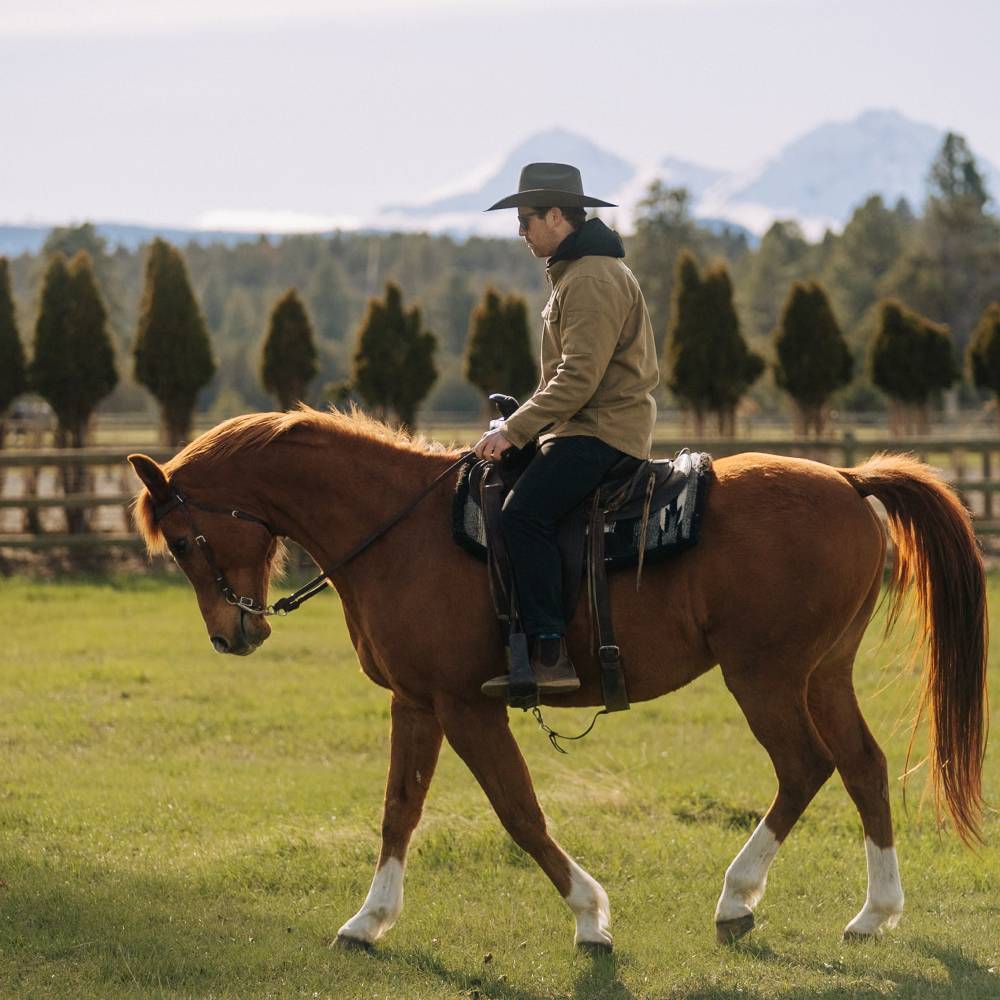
128, 454, 171, 503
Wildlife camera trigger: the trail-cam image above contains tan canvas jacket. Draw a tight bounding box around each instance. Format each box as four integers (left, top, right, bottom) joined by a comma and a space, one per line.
501, 253, 659, 459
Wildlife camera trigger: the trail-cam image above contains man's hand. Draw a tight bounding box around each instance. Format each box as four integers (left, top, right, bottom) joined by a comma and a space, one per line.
474, 428, 514, 462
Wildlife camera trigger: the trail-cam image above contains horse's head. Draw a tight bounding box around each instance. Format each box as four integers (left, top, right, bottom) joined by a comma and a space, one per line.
129, 453, 282, 655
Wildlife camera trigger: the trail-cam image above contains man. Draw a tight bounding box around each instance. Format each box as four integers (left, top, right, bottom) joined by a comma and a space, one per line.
474, 162, 659, 699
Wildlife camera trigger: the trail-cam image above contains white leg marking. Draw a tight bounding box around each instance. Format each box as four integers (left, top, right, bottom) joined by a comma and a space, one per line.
338, 858, 405, 944
844, 839, 904, 937
565, 857, 613, 947
715, 820, 781, 923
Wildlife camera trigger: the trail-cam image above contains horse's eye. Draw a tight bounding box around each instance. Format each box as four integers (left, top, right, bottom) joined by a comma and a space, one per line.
169, 537, 188, 557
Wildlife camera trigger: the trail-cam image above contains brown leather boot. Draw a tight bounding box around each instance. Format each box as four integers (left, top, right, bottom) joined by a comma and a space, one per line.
480, 636, 580, 699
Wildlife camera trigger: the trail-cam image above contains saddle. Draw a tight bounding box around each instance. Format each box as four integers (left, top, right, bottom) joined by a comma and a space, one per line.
454, 397, 713, 713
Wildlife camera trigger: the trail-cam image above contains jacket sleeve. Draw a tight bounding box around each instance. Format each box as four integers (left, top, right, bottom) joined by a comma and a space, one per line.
501, 275, 625, 448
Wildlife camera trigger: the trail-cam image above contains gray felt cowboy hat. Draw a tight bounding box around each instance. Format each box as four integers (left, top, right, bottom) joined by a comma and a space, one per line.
486, 162, 617, 211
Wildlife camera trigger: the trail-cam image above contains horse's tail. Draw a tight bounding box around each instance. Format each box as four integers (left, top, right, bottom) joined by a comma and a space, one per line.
839, 453, 988, 845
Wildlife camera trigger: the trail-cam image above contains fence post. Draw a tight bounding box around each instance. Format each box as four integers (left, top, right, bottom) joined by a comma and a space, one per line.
983, 447, 993, 520
842, 430, 857, 469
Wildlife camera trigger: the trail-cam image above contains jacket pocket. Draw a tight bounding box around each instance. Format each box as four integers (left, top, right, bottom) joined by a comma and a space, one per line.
541, 295, 560, 324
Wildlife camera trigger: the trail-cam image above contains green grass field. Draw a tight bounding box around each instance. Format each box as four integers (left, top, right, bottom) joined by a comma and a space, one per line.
0, 573, 997, 999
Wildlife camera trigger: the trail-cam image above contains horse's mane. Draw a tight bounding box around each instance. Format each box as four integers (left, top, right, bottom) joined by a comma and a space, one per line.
133, 405, 457, 556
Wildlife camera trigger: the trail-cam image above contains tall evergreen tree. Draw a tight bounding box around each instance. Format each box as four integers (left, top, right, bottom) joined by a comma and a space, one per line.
351, 283, 437, 428
773, 281, 853, 435
31, 252, 118, 531
629, 183, 701, 348
883, 133, 1000, 357
31, 252, 118, 448
464, 287, 538, 413
260, 288, 319, 410
665, 252, 763, 435
0, 257, 27, 448
929, 132, 989, 210
967, 302, 1000, 426
871, 299, 957, 434
134, 239, 216, 445
738, 220, 811, 342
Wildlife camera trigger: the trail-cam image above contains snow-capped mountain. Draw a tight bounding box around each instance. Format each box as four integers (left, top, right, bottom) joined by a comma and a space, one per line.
373, 110, 1000, 239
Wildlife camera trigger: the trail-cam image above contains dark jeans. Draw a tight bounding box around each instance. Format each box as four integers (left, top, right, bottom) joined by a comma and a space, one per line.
500, 435, 633, 637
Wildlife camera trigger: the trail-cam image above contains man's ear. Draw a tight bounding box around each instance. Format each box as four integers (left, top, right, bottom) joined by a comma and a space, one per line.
128, 454, 172, 504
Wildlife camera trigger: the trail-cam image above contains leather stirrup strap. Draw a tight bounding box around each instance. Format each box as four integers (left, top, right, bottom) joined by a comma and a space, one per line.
588, 493, 630, 713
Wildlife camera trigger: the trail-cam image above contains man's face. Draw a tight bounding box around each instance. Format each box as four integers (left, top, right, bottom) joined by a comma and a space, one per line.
518, 208, 563, 258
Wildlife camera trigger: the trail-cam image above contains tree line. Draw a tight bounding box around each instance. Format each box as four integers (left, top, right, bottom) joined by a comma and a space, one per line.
2, 131, 1000, 443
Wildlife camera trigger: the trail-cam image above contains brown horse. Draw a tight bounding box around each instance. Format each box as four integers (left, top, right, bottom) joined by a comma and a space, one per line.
128, 407, 988, 951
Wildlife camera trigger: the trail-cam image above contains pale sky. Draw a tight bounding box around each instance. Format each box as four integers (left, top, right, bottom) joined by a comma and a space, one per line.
2, 0, 997, 229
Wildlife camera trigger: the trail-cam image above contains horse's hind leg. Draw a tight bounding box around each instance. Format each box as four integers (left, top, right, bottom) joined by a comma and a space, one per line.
714, 672, 836, 943
808, 655, 904, 939
436, 697, 613, 952
337, 696, 443, 948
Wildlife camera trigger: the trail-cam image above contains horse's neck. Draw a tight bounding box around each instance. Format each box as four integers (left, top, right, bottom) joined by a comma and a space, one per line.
249, 430, 454, 578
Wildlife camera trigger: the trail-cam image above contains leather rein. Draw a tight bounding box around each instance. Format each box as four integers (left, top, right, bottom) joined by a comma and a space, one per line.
152, 450, 474, 618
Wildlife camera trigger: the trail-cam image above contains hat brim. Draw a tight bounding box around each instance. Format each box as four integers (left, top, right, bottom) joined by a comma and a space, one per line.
485, 188, 617, 211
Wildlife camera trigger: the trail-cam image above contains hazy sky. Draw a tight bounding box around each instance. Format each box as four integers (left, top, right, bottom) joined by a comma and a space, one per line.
3, 0, 997, 229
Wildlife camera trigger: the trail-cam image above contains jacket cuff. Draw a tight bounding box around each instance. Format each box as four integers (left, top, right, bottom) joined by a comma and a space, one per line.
499, 415, 535, 449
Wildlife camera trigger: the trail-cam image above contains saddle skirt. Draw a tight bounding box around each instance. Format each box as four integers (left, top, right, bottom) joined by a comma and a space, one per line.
452, 448, 713, 572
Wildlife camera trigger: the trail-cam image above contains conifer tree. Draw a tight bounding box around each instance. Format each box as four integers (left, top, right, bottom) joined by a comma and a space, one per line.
351, 283, 437, 428
260, 289, 319, 410
968, 302, 1000, 427
871, 299, 957, 434
31, 252, 118, 449
464, 287, 538, 413
134, 239, 216, 445
0, 257, 27, 448
773, 281, 853, 435
31, 252, 118, 531
665, 252, 762, 435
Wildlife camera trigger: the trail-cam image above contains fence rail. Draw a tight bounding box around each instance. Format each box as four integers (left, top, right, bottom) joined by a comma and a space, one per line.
2, 433, 1000, 551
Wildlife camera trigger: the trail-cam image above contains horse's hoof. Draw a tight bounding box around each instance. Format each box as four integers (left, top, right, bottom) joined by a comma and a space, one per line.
334, 934, 373, 952
716, 914, 754, 944
577, 939, 613, 956
842, 929, 879, 943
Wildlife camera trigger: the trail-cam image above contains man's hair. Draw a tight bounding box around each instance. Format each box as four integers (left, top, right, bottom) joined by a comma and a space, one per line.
534, 205, 588, 230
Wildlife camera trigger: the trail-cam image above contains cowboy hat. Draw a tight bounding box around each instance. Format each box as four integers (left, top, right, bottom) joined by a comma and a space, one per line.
486, 162, 617, 211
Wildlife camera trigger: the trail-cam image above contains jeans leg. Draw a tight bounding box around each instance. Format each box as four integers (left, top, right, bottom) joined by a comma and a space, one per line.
501, 436, 628, 636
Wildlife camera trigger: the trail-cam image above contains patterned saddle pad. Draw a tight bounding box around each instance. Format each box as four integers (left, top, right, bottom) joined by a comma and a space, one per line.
452, 449, 713, 570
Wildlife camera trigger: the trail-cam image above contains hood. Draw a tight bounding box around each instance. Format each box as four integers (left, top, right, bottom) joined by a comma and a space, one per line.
547, 218, 625, 266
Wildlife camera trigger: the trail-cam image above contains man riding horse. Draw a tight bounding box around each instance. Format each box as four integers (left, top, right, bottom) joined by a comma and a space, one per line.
473, 162, 660, 699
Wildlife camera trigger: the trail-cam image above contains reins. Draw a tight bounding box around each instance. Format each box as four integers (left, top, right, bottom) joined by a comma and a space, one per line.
154, 449, 474, 617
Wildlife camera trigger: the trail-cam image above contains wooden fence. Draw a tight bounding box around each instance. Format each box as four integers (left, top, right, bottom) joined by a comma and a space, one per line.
2, 432, 1000, 551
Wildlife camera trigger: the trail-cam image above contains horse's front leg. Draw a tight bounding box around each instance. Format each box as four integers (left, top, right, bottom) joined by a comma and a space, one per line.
337, 696, 443, 948
436, 696, 613, 952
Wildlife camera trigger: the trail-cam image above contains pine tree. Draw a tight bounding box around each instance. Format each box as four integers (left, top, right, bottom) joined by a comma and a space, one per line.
464, 287, 538, 413
665, 252, 763, 435
351, 283, 437, 428
134, 239, 216, 445
871, 299, 957, 434
0, 257, 27, 447
31, 252, 118, 448
629, 183, 701, 348
929, 132, 989, 210
31, 252, 118, 531
701, 263, 765, 435
968, 302, 1000, 427
260, 289, 319, 410
773, 281, 853, 435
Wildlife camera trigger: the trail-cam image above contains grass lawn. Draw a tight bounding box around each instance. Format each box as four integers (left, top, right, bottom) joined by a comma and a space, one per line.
0, 572, 997, 999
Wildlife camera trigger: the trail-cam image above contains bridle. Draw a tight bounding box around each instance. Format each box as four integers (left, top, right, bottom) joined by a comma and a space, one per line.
151, 450, 474, 618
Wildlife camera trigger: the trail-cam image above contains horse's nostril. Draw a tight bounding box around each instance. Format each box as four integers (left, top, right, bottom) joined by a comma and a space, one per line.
211, 635, 230, 654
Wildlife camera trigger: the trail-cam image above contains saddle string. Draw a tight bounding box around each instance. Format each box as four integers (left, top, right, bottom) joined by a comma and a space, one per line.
634, 472, 657, 591
531, 706, 609, 754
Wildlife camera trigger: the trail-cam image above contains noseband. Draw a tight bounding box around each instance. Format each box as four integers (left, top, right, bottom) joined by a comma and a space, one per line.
151, 450, 474, 619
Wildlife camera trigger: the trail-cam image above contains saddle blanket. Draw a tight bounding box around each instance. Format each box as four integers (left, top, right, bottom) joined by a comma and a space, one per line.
452, 449, 713, 570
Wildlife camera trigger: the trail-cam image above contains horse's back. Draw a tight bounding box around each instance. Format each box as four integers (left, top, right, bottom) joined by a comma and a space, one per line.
689, 452, 885, 672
